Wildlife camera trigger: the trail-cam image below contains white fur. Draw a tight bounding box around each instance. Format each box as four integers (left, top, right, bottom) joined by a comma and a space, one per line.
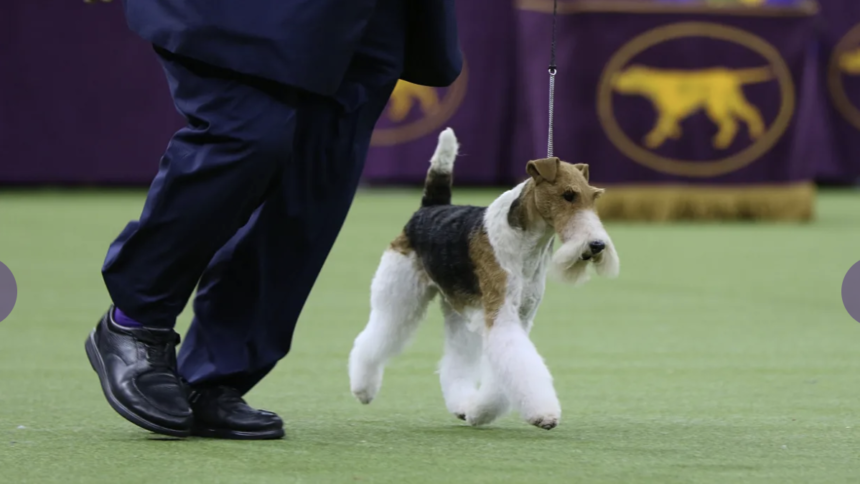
482, 317, 559, 429
477, 185, 562, 428
552, 209, 620, 286
430, 127, 458, 173
348, 249, 436, 404
348, 128, 619, 431
594, 237, 621, 279
438, 301, 483, 418
465, 353, 511, 426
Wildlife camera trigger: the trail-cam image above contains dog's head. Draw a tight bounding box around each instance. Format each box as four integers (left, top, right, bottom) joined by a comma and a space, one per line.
610, 64, 649, 94
520, 157, 620, 285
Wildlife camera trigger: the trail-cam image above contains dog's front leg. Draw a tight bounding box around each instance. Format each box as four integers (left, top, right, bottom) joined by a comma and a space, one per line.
483, 307, 561, 430
439, 302, 482, 420
464, 353, 511, 427
643, 114, 677, 149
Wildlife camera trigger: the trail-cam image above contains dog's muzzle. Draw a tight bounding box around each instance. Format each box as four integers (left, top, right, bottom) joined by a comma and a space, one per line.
580, 240, 606, 261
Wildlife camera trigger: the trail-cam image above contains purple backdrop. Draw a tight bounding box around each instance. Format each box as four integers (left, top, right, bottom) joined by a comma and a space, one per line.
362, 0, 519, 185
0, 0, 858, 186
514, 0, 820, 186
1, 1, 184, 185
816, 0, 860, 184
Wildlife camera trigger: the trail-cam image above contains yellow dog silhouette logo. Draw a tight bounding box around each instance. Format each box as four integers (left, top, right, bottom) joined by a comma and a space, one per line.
371, 61, 469, 147
611, 64, 775, 150
597, 22, 794, 178
838, 47, 860, 75
829, 25, 860, 132
385, 81, 442, 122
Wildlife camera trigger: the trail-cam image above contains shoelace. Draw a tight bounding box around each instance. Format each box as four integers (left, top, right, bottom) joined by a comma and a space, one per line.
135, 330, 181, 370
190, 386, 246, 406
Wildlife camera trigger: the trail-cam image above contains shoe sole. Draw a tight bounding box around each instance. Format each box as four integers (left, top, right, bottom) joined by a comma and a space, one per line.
85, 330, 191, 438
191, 425, 285, 440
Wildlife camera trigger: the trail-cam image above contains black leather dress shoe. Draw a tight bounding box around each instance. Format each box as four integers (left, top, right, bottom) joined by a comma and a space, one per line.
84, 306, 193, 437
189, 386, 285, 440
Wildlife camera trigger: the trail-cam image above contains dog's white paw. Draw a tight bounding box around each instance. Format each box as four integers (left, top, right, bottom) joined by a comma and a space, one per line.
527, 413, 560, 430
522, 401, 561, 430
352, 388, 377, 405
463, 395, 509, 427
447, 401, 471, 421
520, 393, 562, 430
442, 388, 477, 421
349, 364, 383, 404
465, 409, 498, 427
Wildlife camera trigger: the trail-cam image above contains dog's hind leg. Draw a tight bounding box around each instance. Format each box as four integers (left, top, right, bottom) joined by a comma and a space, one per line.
706, 100, 740, 149
349, 249, 435, 404
438, 302, 482, 420
729, 98, 766, 140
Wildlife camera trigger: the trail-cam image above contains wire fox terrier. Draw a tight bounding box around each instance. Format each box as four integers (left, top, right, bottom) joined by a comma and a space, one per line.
348, 128, 620, 430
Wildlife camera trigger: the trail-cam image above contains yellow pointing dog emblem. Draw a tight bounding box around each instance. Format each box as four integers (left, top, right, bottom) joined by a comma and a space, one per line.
611, 65, 775, 150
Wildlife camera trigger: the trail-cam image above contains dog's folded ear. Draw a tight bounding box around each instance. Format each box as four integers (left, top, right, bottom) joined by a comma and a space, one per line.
573, 163, 589, 182
526, 157, 560, 184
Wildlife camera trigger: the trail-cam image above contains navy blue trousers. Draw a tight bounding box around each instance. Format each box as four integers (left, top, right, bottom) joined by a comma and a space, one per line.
101, 5, 404, 393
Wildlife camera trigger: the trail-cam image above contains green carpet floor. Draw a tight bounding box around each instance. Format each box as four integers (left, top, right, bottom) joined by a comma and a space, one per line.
0, 188, 858, 484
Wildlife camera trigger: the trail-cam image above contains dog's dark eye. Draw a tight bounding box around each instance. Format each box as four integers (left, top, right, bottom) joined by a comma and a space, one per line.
562, 190, 576, 202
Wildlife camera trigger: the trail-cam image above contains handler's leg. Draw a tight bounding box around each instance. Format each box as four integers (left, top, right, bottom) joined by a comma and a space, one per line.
85, 47, 299, 437
174, 0, 407, 439
176, 81, 396, 439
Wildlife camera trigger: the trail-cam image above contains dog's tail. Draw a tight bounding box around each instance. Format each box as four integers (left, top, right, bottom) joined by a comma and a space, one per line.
734, 66, 775, 84
421, 127, 458, 207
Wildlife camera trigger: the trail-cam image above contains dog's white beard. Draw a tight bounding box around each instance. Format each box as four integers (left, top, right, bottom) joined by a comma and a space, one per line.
550, 210, 620, 286
551, 240, 592, 286
594, 240, 620, 278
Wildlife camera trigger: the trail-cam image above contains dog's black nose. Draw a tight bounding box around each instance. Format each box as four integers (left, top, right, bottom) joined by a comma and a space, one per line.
588, 241, 606, 254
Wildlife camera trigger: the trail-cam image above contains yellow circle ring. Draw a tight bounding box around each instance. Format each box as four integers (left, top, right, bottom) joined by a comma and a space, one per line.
828, 23, 860, 131
596, 22, 796, 178
370, 60, 470, 147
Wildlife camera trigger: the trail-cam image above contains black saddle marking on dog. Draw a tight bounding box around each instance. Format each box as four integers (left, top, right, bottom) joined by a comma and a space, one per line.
404, 204, 486, 297
421, 171, 452, 207
507, 193, 528, 231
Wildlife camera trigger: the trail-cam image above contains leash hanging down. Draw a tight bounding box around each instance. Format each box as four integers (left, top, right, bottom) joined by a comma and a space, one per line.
547, 0, 558, 158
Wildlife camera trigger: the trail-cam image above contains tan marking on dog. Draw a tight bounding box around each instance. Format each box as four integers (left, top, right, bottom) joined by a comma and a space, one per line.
507, 180, 545, 231
438, 289, 475, 315
523, 158, 604, 240
611, 64, 774, 149
389, 232, 412, 255
467, 230, 507, 328
390, 232, 438, 290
